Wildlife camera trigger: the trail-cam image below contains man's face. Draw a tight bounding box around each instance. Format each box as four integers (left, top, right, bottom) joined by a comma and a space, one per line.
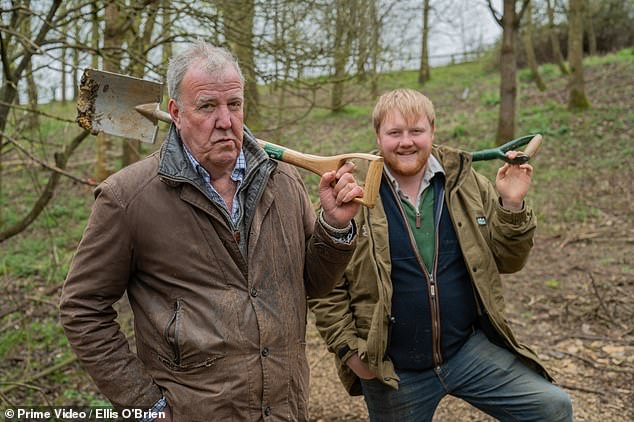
377, 111, 434, 178
168, 64, 244, 173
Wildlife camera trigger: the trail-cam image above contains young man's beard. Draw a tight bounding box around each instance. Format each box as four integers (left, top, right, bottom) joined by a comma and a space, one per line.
384, 151, 429, 177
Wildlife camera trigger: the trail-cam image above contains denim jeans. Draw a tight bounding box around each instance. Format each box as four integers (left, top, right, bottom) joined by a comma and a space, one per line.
360, 329, 573, 422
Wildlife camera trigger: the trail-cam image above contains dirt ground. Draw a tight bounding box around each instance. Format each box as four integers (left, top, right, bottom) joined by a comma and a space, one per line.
306, 231, 634, 421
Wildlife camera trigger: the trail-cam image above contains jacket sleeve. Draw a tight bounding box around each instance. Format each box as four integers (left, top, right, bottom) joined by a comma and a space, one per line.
292, 168, 356, 298
476, 170, 536, 273
59, 182, 163, 410
307, 270, 363, 362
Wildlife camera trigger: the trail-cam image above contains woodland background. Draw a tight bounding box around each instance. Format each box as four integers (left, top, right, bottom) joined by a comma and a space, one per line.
1, 1, 633, 421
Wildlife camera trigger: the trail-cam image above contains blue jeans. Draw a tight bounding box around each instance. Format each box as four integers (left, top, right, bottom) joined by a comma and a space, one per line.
360, 329, 573, 422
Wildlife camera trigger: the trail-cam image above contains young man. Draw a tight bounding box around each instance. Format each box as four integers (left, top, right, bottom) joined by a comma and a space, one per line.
309, 89, 573, 421
60, 41, 363, 421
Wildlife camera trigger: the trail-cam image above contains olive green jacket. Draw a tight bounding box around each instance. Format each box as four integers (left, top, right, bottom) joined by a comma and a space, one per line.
309, 145, 549, 395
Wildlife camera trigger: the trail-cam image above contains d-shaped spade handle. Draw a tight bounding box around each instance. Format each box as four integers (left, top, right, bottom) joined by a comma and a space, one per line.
471, 134, 543, 164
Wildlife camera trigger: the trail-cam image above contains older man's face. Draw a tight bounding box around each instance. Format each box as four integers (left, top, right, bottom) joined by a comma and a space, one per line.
169, 64, 244, 175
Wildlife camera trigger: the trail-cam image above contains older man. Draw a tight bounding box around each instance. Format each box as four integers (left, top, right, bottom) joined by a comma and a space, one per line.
60, 41, 362, 421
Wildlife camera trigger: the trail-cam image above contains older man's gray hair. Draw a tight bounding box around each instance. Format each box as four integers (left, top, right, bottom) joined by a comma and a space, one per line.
167, 40, 245, 103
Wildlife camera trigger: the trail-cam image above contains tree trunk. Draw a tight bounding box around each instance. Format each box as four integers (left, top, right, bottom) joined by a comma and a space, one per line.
91, 1, 100, 69
219, 0, 260, 128
122, 3, 159, 167
59, 1, 67, 103
523, 1, 546, 91
546, 0, 569, 75
418, 0, 431, 84
369, 0, 380, 98
96, 0, 126, 182
72, 7, 80, 101
585, 0, 597, 56
490, 0, 529, 144
331, 2, 352, 112
21, 0, 39, 128
161, 0, 172, 82
568, 0, 590, 110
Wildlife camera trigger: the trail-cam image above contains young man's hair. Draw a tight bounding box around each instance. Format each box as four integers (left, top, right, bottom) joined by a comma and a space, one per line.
372, 89, 435, 134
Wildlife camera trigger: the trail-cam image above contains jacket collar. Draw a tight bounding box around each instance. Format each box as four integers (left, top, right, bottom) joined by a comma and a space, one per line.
431, 145, 472, 193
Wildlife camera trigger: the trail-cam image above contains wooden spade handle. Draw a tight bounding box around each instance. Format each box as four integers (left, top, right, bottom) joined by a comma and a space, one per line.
523, 134, 543, 158
257, 139, 383, 208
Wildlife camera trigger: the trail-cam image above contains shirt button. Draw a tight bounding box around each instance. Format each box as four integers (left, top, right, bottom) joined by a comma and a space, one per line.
250, 287, 258, 297
261, 347, 269, 357
264, 406, 271, 416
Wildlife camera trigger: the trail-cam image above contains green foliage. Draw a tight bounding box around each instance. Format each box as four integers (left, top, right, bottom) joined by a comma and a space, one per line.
545, 279, 561, 289
480, 91, 500, 106
537, 64, 560, 81
63, 389, 112, 407
452, 124, 467, 139
0, 319, 69, 359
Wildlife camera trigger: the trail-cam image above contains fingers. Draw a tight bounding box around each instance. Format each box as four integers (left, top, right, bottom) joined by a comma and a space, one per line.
500, 151, 534, 175
335, 160, 356, 179
333, 171, 364, 206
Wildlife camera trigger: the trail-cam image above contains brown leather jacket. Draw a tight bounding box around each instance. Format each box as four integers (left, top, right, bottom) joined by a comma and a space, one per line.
60, 127, 356, 421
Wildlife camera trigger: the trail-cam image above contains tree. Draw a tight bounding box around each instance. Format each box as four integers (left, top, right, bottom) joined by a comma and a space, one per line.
20, 0, 40, 129
488, 0, 531, 144
331, 1, 353, 112
546, 0, 569, 75
585, 0, 597, 56
94, 0, 127, 182
522, 0, 546, 91
368, 0, 381, 97
218, 0, 260, 127
0, 0, 88, 241
418, 0, 431, 84
122, 1, 160, 166
567, 0, 590, 110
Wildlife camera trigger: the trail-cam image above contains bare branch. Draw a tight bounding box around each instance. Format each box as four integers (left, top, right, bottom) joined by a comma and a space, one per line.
0, 129, 92, 243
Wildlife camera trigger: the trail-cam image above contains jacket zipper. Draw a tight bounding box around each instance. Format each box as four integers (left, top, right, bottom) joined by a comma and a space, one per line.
164, 299, 182, 365
430, 186, 443, 366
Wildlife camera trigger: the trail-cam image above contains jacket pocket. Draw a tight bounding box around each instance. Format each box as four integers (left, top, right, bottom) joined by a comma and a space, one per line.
164, 299, 182, 365
158, 299, 225, 372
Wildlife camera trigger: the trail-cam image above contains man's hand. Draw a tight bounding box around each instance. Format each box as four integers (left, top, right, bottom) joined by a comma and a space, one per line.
319, 161, 364, 228
345, 353, 376, 380
496, 151, 533, 211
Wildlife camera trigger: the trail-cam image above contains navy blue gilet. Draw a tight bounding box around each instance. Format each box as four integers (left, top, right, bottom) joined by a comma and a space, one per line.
381, 174, 478, 370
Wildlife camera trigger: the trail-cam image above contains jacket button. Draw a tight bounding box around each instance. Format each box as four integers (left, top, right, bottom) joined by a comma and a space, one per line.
261, 347, 269, 357
234, 231, 241, 242
472, 266, 477, 273
250, 288, 258, 297
264, 406, 271, 416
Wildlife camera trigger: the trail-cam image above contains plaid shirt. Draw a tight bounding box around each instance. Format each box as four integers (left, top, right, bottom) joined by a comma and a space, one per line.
183, 146, 246, 225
